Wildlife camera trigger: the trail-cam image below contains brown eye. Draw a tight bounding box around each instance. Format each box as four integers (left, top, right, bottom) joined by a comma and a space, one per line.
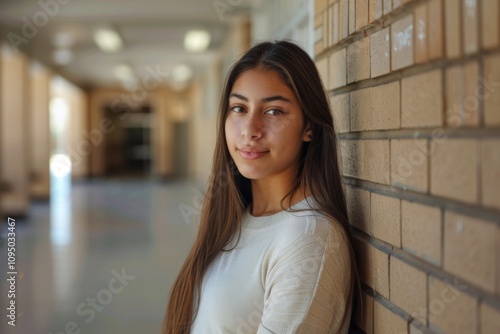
230, 105, 244, 113
266, 109, 283, 116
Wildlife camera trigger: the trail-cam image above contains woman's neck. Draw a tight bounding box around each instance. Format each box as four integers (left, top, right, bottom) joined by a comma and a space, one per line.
250, 177, 310, 217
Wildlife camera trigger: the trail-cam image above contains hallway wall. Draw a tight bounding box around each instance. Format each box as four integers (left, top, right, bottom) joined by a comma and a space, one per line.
29, 63, 52, 199
0, 47, 29, 216
0, 50, 87, 216
52, 76, 88, 180
314, 0, 500, 333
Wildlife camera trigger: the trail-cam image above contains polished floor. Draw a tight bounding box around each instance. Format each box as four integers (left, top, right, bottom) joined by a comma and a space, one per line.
0, 176, 200, 333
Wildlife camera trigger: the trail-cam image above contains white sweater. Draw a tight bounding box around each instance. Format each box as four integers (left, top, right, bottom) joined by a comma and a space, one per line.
190, 197, 353, 334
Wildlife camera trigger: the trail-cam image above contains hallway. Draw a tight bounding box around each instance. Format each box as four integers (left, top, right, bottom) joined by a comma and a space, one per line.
1, 0, 500, 333
0, 178, 198, 333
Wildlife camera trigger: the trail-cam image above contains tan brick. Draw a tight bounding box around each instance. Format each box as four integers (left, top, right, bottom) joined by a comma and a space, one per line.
390, 139, 428, 192
483, 54, 500, 126
315, 12, 322, 30
315, 14, 324, 56
392, 14, 414, 70
314, 42, 323, 57
445, 65, 464, 127
323, 10, 328, 50
414, 3, 428, 64
357, 243, 389, 297
340, 0, 349, 39
481, 303, 500, 334
481, 0, 500, 49
329, 48, 347, 89
347, 37, 370, 83
330, 93, 350, 133
402, 70, 443, 128
481, 139, 500, 210
331, 5, 337, 48
463, 61, 480, 126
370, 27, 390, 77
371, 193, 400, 247
374, 301, 407, 334
341, 140, 390, 184
390, 257, 427, 324
356, 0, 369, 30
345, 185, 371, 234
354, 293, 374, 334
315, 56, 328, 91
430, 139, 478, 204
444, 211, 496, 292
402, 200, 442, 266
409, 324, 426, 334
315, 0, 328, 14
428, 277, 478, 333
428, 0, 444, 59
445, 61, 479, 127
327, 5, 332, 48
393, 0, 403, 9
333, 3, 339, 45
350, 81, 399, 130
497, 227, 500, 295
445, 0, 461, 58
369, 0, 383, 22
349, 0, 356, 34
384, 0, 392, 15
463, 0, 479, 55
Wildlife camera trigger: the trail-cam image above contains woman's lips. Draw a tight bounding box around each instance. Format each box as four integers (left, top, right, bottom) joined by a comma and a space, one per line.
238, 149, 269, 160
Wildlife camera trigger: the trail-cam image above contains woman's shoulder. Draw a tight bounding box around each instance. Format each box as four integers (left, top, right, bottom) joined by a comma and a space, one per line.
278, 207, 346, 249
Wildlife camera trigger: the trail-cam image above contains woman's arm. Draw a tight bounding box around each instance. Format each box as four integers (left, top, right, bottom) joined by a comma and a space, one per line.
257, 219, 353, 334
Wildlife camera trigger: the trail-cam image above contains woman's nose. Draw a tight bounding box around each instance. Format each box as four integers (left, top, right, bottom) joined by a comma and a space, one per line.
241, 113, 263, 139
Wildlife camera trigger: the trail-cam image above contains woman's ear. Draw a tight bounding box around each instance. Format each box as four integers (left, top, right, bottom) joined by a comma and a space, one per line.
302, 127, 313, 142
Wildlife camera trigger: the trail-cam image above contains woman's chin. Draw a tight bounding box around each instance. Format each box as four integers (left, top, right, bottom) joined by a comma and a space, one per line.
237, 168, 267, 180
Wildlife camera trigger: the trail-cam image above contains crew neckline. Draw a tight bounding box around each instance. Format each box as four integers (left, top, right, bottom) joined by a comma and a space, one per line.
243, 196, 317, 230
248, 196, 312, 218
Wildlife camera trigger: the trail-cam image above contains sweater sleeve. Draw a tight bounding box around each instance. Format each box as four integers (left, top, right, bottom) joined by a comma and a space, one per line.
257, 218, 353, 334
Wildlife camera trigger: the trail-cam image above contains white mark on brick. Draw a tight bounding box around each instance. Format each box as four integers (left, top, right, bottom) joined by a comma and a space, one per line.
384, 32, 389, 57
393, 25, 413, 52
417, 19, 425, 41
456, 220, 464, 234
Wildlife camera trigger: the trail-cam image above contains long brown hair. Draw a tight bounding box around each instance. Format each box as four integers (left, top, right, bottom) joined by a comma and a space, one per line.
163, 40, 361, 333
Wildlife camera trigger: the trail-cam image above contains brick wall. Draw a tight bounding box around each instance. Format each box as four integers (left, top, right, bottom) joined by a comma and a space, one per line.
314, 0, 500, 333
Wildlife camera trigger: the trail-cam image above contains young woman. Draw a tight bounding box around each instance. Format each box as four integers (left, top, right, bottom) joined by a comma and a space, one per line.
163, 40, 360, 334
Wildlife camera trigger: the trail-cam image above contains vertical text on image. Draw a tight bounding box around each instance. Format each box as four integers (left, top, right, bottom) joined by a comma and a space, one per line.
6, 217, 17, 326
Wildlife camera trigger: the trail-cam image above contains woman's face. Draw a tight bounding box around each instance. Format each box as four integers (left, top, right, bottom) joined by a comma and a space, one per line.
225, 68, 312, 181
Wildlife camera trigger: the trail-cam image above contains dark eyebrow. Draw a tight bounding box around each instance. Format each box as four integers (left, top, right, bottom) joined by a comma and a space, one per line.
229, 92, 292, 103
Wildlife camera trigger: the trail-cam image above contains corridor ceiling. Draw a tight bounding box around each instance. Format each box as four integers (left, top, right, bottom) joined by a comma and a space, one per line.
0, 0, 252, 89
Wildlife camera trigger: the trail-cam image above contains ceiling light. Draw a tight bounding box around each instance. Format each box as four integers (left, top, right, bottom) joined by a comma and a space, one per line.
114, 64, 134, 81
171, 65, 193, 82
53, 48, 73, 66
52, 31, 73, 48
93, 27, 123, 52
184, 30, 211, 52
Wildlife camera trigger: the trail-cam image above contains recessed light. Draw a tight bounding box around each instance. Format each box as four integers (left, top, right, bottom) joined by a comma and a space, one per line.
53, 48, 73, 66
114, 64, 134, 81
93, 27, 123, 52
172, 64, 193, 82
184, 30, 211, 52
52, 31, 73, 48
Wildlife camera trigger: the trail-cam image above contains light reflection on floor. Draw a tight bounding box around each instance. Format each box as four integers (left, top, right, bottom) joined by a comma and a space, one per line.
0, 176, 198, 333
